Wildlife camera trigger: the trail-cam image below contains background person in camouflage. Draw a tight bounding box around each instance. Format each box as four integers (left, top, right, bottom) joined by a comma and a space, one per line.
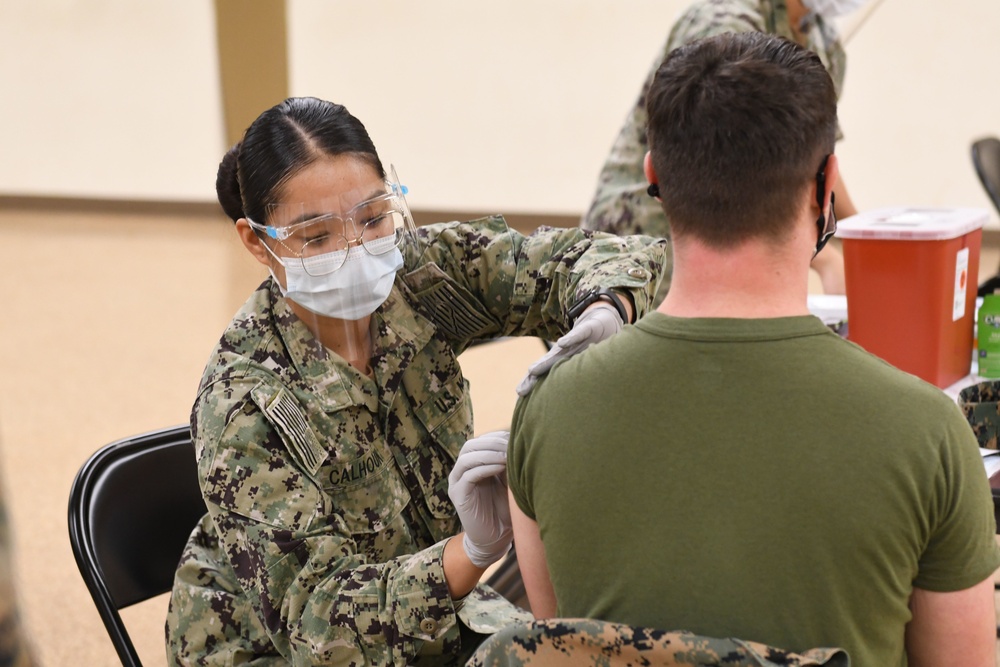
0, 447, 35, 667
582, 0, 867, 302
509, 32, 1000, 666
164, 97, 667, 666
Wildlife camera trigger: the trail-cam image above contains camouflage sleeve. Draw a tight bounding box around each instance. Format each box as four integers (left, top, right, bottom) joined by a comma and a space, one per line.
195, 384, 463, 666
407, 216, 667, 342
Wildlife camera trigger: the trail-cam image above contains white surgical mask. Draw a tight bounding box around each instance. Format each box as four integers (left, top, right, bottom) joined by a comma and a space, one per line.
801, 0, 869, 18
273, 237, 403, 320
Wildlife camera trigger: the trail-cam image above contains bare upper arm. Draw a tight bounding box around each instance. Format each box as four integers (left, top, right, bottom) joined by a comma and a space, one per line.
508, 487, 558, 618
905, 576, 997, 667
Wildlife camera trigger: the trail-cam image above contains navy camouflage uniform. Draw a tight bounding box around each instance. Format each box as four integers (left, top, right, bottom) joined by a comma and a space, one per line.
165, 217, 667, 666
582, 0, 846, 303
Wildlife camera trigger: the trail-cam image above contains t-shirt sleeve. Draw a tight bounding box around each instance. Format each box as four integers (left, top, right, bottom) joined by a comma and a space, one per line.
507, 393, 536, 521
913, 412, 1000, 591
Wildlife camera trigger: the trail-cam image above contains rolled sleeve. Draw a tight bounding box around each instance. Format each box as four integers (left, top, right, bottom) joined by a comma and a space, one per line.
407, 217, 667, 342
914, 416, 1000, 592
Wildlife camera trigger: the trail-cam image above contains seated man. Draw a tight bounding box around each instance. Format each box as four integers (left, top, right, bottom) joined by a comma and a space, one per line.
507, 32, 1000, 667
582, 0, 866, 300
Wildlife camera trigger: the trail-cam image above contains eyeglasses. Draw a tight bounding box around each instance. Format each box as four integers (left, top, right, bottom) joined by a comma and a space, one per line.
248, 183, 413, 277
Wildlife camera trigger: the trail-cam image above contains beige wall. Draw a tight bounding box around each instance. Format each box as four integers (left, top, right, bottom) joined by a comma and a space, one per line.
836, 1, 1000, 218
2, 1, 998, 220
0, 2, 224, 200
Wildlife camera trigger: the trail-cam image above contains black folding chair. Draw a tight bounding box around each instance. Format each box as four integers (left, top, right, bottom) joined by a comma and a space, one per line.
972, 137, 1000, 215
67, 425, 205, 667
972, 137, 1000, 297
68, 424, 530, 664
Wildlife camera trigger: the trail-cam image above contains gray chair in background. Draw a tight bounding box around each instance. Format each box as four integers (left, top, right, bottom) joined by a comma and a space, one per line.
972, 136, 1000, 214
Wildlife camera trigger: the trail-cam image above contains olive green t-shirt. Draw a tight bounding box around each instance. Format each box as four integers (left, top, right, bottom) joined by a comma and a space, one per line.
509, 314, 1000, 667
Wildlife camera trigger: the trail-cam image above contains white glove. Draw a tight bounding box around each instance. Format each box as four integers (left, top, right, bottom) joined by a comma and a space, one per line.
516, 303, 624, 396
447, 431, 513, 568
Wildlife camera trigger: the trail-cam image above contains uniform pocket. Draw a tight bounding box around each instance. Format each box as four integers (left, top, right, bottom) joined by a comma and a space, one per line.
325, 448, 414, 562
408, 375, 473, 521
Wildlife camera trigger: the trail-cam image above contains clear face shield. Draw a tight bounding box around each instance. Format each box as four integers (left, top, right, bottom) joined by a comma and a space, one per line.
246, 163, 414, 339
246, 165, 416, 372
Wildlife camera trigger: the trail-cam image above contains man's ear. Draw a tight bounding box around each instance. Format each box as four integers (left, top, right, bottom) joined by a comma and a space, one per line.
643, 152, 658, 187
236, 218, 274, 267
643, 151, 662, 200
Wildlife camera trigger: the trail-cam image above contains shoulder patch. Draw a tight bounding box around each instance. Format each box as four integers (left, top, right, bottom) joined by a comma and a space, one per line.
403, 263, 498, 341
250, 385, 328, 476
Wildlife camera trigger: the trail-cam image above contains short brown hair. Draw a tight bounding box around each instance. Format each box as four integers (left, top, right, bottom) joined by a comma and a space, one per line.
646, 32, 837, 247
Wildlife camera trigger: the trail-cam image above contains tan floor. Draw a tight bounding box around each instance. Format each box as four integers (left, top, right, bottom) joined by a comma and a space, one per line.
1, 207, 999, 665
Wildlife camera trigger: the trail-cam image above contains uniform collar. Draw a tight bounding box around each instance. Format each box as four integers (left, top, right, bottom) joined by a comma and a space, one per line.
766, 0, 842, 95
268, 278, 436, 413
370, 279, 436, 411
268, 279, 355, 412
767, 0, 799, 41
768, 0, 840, 54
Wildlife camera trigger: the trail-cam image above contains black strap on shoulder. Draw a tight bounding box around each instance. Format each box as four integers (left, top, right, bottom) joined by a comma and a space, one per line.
566, 288, 631, 325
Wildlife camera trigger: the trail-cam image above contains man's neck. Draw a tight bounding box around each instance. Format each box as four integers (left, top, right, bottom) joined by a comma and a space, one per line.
658, 236, 812, 319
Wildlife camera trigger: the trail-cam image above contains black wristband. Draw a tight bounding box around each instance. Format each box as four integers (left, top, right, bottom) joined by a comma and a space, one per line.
566, 288, 631, 325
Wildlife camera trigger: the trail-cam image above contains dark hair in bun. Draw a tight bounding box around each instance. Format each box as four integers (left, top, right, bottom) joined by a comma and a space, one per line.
215, 97, 385, 226
216, 143, 244, 222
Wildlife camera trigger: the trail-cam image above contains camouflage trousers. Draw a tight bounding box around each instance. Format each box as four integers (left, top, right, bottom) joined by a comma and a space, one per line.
959, 380, 1000, 449
466, 618, 849, 667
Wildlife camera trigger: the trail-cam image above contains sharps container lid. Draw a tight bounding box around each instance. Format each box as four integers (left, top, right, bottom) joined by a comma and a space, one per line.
835, 207, 988, 241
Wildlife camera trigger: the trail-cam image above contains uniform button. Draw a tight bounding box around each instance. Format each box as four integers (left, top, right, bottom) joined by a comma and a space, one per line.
420, 618, 438, 634
627, 268, 647, 279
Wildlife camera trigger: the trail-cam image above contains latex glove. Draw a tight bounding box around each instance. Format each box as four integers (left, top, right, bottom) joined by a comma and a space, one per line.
447, 431, 513, 568
516, 303, 624, 396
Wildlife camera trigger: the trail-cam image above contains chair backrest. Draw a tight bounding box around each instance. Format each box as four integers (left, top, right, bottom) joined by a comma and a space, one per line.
68, 425, 206, 667
972, 136, 1000, 216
